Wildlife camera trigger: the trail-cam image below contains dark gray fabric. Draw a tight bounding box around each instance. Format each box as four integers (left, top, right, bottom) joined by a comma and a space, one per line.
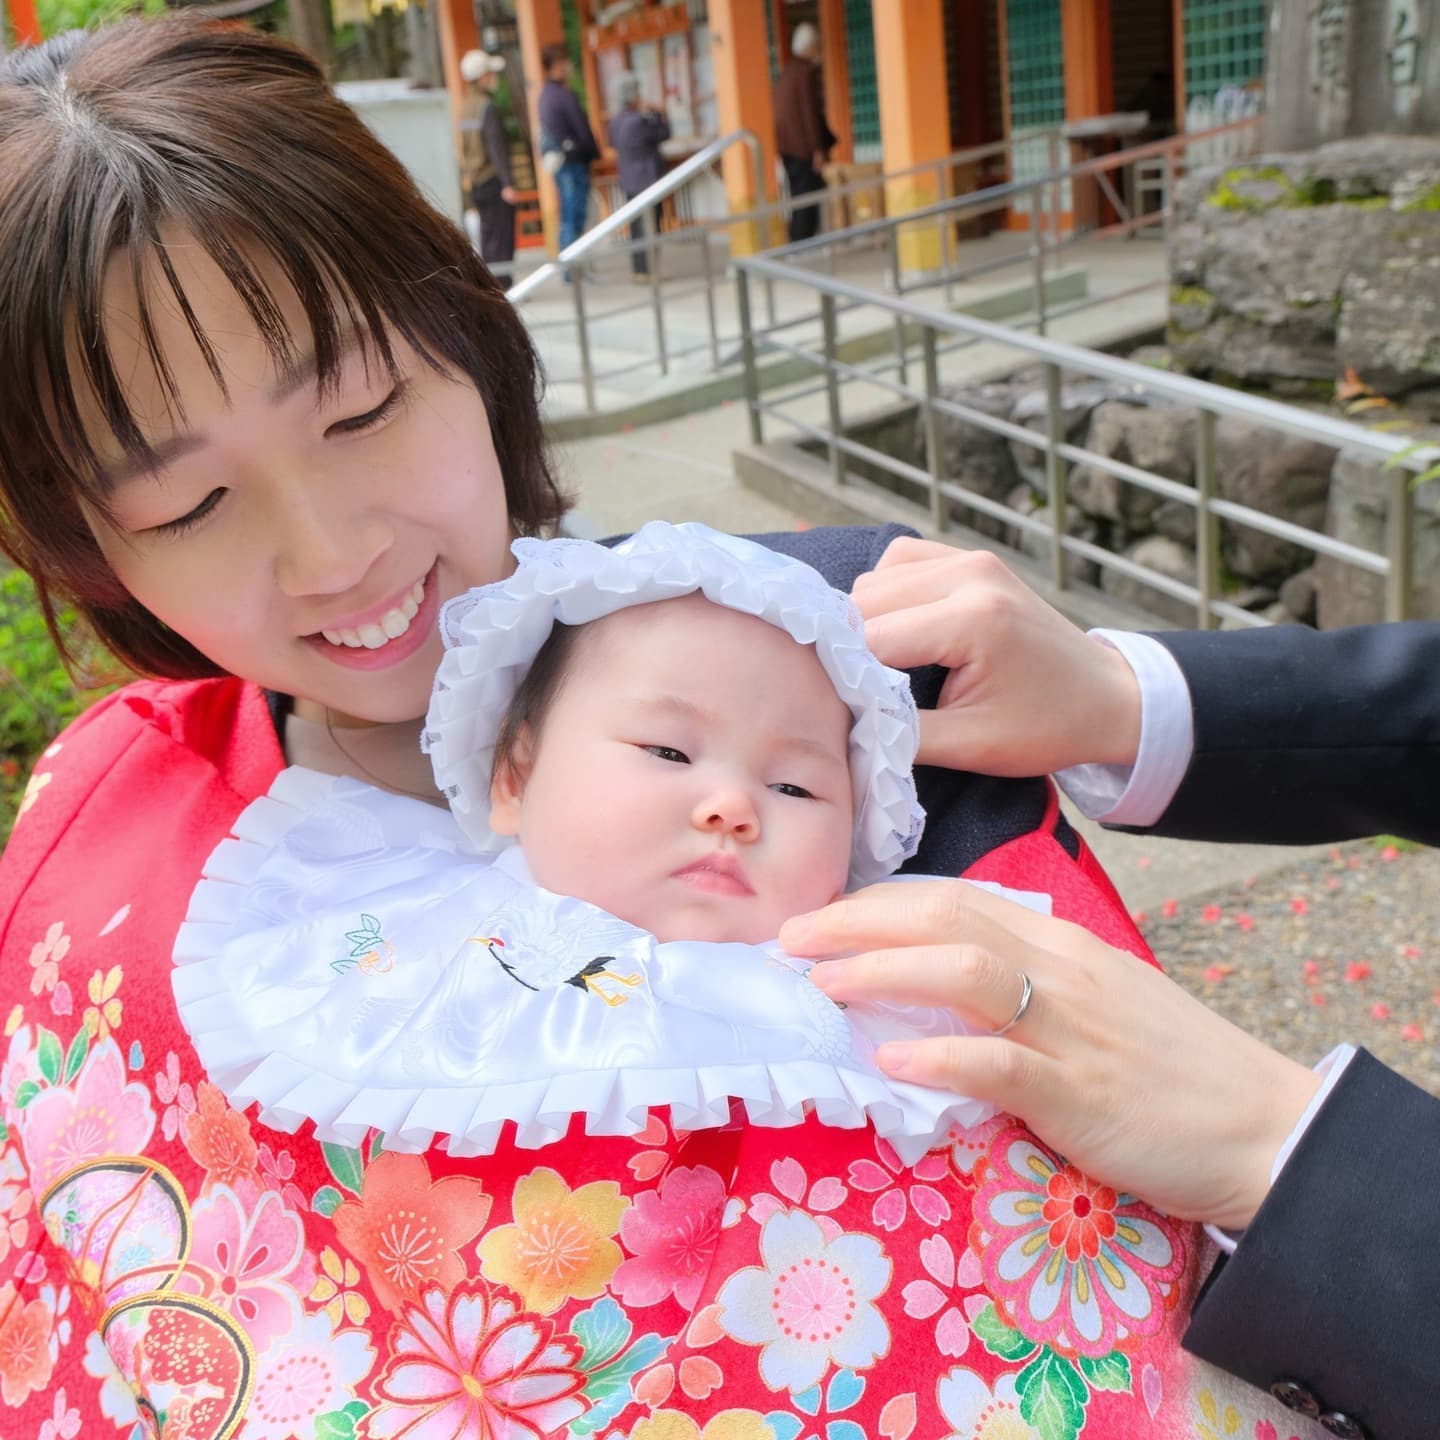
1147, 622, 1440, 845
1185, 1049, 1440, 1440
538, 79, 599, 165
609, 106, 670, 196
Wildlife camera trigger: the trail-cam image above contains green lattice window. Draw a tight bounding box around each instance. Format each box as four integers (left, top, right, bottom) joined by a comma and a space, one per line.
1005, 0, 1064, 211
845, 0, 881, 161
1182, 0, 1267, 114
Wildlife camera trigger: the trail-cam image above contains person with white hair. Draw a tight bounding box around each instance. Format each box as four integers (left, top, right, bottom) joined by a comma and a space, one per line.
458, 49, 518, 290
608, 70, 670, 278
773, 20, 836, 243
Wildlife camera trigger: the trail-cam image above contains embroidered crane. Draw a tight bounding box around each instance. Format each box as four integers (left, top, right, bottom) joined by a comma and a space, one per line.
470, 934, 643, 1008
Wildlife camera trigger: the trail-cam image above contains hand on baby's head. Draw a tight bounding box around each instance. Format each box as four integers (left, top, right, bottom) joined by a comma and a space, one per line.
488, 592, 855, 943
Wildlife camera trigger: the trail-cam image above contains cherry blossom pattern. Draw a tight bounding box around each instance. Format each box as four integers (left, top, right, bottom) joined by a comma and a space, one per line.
969, 1127, 1187, 1359
182, 1082, 259, 1192
37, 1384, 81, 1440
154, 1053, 196, 1144
716, 1208, 891, 1394
937, 1364, 1040, 1440
28, 923, 69, 998
370, 1279, 588, 1439
83, 967, 123, 1043
612, 1164, 725, 1311
944, 1115, 1008, 1186
900, 1233, 985, 1359
0, 1279, 54, 1406
242, 1308, 375, 1440
847, 1134, 951, 1233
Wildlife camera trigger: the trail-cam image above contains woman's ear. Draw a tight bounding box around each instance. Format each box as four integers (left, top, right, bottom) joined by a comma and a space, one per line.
488, 727, 535, 835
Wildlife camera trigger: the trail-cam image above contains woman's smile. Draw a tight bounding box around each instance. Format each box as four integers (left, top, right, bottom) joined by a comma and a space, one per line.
303, 564, 440, 671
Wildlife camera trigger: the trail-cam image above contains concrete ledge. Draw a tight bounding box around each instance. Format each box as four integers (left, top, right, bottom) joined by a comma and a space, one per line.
543, 267, 1089, 442
733, 437, 1172, 635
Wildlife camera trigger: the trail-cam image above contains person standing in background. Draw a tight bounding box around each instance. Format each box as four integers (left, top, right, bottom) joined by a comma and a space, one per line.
458, 50, 517, 291
774, 21, 835, 244
608, 71, 670, 280
537, 41, 600, 256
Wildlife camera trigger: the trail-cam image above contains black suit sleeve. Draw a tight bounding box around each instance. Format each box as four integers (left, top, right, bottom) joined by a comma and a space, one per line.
1147, 622, 1440, 845
1183, 1050, 1440, 1440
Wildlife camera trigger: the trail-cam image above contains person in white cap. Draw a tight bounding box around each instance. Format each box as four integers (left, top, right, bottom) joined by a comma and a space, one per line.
773, 21, 835, 244
458, 49, 517, 290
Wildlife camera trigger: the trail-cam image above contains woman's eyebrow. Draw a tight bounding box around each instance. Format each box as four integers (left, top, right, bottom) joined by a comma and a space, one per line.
270, 328, 368, 403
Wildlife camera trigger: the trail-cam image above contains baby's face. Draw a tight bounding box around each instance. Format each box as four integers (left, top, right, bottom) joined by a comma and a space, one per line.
490, 593, 855, 942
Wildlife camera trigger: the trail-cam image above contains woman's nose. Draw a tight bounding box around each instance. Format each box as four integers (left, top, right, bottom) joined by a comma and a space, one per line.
692, 784, 760, 841
270, 481, 392, 598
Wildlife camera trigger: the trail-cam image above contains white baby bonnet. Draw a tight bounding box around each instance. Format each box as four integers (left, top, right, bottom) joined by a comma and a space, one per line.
422, 521, 925, 889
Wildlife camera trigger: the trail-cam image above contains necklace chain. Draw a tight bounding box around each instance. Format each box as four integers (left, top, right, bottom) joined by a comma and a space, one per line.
322, 708, 437, 803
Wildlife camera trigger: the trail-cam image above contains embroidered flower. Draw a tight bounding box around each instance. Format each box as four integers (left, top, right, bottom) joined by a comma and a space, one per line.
0, 1280, 54, 1405
333, 1151, 492, 1315
613, 1164, 725, 1311
27, 923, 69, 998
0, 1149, 33, 1271
258, 1143, 307, 1214
969, 1126, 1186, 1358
20, 1039, 156, 1193
627, 1412, 776, 1440
37, 1384, 81, 1440
83, 967, 123, 1043
155, 1052, 197, 1144
478, 1167, 627, 1316
847, 1133, 952, 1232
182, 1082, 258, 1191
945, 1114, 1007, 1184
175, 1186, 312, 1351
716, 1208, 891, 1394
310, 1246, 372, 1328
937, 1364, 1040, 1440
900, 1233, 984, 1359
370, 1279, 587, 1439
244, 1307, 375, 1440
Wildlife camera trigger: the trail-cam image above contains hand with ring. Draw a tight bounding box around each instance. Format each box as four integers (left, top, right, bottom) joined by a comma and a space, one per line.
781, 878, 1322, 1232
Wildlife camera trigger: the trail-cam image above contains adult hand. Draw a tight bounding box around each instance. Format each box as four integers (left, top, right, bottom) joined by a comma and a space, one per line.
852, 537, 1143, 775
501, 185, 518, 205
781, 880, 1322, 1230
813, 150, 828, 174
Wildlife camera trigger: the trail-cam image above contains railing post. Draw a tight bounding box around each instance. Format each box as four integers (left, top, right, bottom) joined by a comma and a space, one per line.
1030, 204, 1048, 338
1386, 461, 1415, 621
1047, 130, 1063, 268
922, 325, 946, 533
647, 221, 668, 376
699, 231, 721, 372
821, 292, 846, 488
571, 270, 597, 414
888, 239, 909, 386
1162, 149, 1176, 278
735, 267, 763, 445
1194, 409, 1221, 628
1044, 362, 1068, 590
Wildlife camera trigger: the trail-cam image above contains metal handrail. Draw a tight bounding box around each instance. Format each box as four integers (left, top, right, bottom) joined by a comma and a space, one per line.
731, 250, 1432, 624
509, 128, 766, 303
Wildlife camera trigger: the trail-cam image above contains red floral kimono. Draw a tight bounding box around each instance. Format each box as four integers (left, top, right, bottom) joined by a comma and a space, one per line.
0, 679, 1329, 1440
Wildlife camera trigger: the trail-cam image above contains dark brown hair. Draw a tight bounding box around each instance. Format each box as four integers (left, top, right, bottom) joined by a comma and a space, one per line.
0, 18, 567, 679
540, 42, 570, 74
490, 620, 582, 788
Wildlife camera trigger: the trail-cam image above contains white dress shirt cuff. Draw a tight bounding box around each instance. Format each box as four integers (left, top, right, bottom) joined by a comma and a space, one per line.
1053, 630, 1195, 828
1204, 1044, 1359, 1254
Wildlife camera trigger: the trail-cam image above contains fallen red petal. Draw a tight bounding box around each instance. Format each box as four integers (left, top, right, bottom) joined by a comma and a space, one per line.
1401, 1023, 1423, 1042
1290, 897, 1310, 916
1236, 913, 1255, 932
1130, 910, 1149, 927
1202, 903, 1222, 924
1381, 845, 1399, 862
1344, 961, 1372, 983
1309, 992, 1328, 1007
1162, 899, 1179, 920
1370, 1003, 1391, 1021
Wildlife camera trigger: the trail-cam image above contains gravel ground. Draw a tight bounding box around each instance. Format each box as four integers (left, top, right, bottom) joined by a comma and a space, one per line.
1133, 840, 1440, 1095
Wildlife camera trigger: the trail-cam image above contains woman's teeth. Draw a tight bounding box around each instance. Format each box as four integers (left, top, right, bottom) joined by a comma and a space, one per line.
321, 580, 425, 650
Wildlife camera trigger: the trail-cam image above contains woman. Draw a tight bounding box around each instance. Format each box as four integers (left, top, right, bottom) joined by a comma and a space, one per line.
0, 19, 1342, 1439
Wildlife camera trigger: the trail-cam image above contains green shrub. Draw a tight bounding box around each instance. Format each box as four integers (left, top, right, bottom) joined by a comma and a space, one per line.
0, 567, 124, 845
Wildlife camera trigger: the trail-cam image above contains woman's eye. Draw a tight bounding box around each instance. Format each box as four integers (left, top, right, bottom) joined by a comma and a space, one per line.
150, 488, 226, 536
326, 382, 405, 437
770, 782, 817, 800
642, 745, 690, 764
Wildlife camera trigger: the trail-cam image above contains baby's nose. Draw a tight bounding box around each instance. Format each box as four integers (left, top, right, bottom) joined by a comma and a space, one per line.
692, 785, 760, 839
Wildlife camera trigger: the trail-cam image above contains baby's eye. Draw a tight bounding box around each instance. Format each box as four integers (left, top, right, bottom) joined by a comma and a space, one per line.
770, 782, 816, 800
642, 745, 690, 764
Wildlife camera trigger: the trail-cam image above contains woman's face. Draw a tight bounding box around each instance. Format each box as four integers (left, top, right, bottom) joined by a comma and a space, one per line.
78, 231, 515, 725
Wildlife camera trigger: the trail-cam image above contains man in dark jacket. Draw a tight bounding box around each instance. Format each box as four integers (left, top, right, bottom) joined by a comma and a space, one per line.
458, 50, 517, 291
773, 22, 836, 244
608, 72, 670, 278
537, 42, 601, 256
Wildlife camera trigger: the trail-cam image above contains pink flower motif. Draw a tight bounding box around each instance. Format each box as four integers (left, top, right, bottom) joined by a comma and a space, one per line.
969, 1126, 1187, 1358
899, 1233, 984, 1358
154, 1052, 197, 1144
38, 1385, 81, 1440
258, 1143, 308, 1214
20, 1039, 155, 1193
49, 983, 73, 1018
174, 1187, 314, 1351
944, 1114, 1007, 1184
612, 1164, 725, 1311
847, 1134, 951, 1232
370, 1280, 588, 1440
27, 923, 69, 997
